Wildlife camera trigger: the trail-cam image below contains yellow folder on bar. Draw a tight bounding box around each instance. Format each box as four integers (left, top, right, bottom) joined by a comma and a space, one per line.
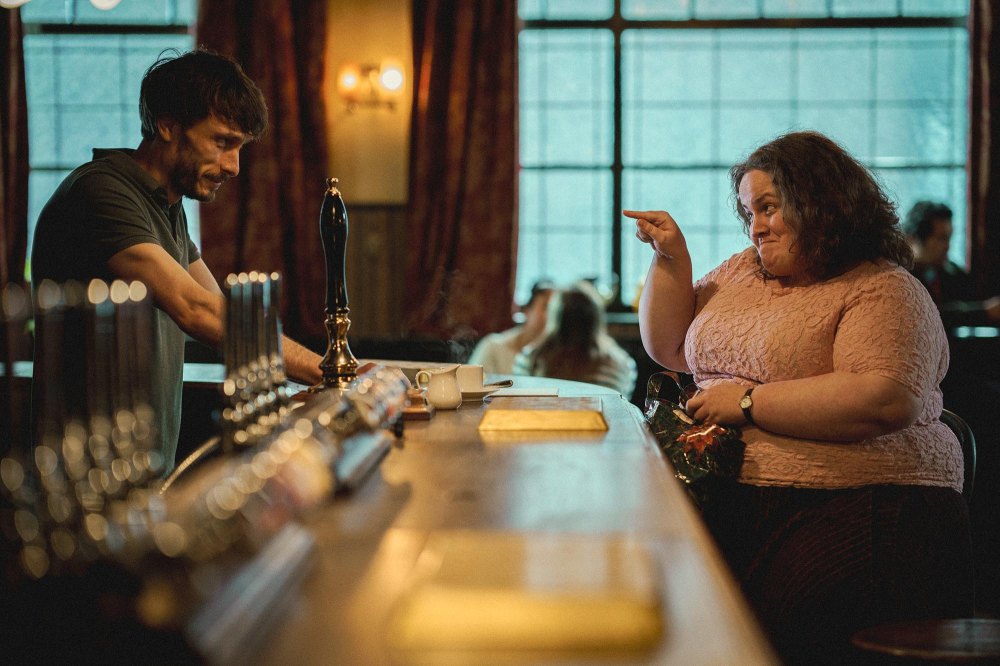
477, 397, 608, 431
387, 531, 664, 653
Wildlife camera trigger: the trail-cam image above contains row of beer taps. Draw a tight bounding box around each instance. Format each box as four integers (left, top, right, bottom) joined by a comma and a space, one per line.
2, 279, 164, 579
221, 271, 292, 452
1, 273, 408, 583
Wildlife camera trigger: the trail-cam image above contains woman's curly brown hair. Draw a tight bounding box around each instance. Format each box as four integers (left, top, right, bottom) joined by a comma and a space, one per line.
729, 131, 912, 280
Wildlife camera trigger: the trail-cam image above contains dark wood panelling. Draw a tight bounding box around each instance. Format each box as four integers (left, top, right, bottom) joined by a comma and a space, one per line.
343, 204, 407, 339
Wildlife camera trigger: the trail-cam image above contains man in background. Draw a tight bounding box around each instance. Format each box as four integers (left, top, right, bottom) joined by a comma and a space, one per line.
903, 200, 1000, 330
31, 49, 322, 469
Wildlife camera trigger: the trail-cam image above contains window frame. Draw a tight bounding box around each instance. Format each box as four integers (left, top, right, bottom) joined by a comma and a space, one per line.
518, 5, 968, 310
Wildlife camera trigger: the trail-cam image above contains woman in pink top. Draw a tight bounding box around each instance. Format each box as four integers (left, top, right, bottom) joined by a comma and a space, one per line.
625, 131, 973, 664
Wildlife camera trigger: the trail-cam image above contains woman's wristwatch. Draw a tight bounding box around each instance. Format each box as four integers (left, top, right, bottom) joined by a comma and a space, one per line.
739, 387, 755, 425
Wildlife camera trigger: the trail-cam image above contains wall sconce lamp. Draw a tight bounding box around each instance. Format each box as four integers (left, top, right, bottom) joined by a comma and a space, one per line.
337, 60, 405, 112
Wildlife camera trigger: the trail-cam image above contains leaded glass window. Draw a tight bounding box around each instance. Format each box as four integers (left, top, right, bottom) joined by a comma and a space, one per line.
518, 0, 969, 307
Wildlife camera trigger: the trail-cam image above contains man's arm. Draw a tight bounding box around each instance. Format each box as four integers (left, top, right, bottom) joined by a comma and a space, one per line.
108, 243, 224, 344
187, 257, 322, 385
282, 337, 323, 386
187, 258, 224, 297
109, 245, 322, 385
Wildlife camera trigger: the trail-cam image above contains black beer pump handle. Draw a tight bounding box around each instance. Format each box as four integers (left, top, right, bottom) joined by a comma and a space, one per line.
320, 177, 349, 315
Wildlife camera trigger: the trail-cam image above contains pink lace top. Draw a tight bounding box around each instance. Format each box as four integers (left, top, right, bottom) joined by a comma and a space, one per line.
688, 248, 963, 492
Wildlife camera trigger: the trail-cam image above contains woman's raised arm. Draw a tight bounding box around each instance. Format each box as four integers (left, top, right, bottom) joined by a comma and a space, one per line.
625, 209, 696, 371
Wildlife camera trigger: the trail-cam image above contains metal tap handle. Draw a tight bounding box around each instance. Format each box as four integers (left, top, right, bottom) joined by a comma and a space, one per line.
1, 283, 29, 454
33, 280, 67, 444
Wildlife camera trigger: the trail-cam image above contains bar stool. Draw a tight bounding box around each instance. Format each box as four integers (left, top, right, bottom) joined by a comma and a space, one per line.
852, 618, 1000, 663
940, 408, 976, 501
851, 409, 988, 663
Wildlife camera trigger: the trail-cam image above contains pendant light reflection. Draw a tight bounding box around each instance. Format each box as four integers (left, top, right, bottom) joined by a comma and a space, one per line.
0, 0, 122, 8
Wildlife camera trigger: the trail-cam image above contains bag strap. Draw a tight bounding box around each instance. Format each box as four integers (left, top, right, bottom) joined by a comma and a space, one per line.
645, 371, 684, 411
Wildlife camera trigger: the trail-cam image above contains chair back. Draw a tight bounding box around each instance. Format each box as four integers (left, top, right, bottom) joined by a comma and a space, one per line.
940, 408, 976, 501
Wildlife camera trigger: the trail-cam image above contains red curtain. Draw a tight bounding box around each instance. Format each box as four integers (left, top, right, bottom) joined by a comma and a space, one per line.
969, 0, 1000, 294
1, 8, 28, 286
404, 0, 519, 339
196, 1, 331, 340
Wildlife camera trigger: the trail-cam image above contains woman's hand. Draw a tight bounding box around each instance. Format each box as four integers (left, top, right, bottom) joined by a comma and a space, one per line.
685, 382, 749, 426
624, 209, 689, 262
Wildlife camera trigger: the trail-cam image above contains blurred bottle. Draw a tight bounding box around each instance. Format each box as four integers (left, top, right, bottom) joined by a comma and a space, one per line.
631, 276, 645, 312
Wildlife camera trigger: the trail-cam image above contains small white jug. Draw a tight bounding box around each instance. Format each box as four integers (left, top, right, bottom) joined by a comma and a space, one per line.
414, 365, 462, 410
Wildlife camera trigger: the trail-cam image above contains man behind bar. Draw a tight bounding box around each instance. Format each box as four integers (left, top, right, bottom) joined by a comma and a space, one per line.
30, 49, 322, 469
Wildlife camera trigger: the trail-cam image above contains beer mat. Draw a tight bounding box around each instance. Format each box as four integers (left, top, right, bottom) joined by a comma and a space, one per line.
490, 387, 558, 397
477, 396, 607, 431
359, 359, 455, 382
402, 404, 435, 420
483, 379, 515, 389
387, 531, 664, 653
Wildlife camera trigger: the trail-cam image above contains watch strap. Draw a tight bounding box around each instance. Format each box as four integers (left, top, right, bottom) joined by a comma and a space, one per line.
741, 387, 755, 425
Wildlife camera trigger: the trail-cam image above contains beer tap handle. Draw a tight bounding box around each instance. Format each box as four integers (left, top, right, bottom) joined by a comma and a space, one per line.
269, 273, 290, 413
129, 281, 153, 413
321, 177, 349, 314
317, 178, 359, 389
251, 273, 271, 400
60, 281, 88, 426
1, 283, 29, 454
222, 274, 239, 453
84, 281, 113, 460
33, 280, 66, 445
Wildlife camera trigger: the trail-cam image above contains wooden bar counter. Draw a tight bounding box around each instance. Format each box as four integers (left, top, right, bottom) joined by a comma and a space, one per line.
251, 375, 777, 665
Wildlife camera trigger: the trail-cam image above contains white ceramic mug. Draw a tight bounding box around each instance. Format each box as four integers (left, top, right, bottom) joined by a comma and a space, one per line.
456, 364, 485, 393
414, 365, 462, 409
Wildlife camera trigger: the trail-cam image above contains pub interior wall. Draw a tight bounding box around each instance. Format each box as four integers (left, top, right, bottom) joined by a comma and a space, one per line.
324, 0, 411, 340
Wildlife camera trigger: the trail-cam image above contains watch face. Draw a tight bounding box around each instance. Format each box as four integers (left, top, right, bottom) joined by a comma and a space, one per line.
740, 395, 752, 409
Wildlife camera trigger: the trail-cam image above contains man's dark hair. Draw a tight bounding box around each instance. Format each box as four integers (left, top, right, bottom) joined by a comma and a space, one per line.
139, 48, 268, 141
903, 200, 953, 242
730, 130, 912, 280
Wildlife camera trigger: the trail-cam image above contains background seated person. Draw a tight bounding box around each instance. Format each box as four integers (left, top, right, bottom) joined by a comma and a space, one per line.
467, 279, 554, 374
904, 200, 1000, 329
513, 281, 636, 396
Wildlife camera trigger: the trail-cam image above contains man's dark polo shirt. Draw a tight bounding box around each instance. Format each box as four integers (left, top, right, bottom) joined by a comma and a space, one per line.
31, 148, 201, 469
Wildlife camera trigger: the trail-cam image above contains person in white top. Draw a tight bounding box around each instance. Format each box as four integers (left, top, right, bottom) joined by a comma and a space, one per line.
467, 280, 554, 374
513, 280, 637, 397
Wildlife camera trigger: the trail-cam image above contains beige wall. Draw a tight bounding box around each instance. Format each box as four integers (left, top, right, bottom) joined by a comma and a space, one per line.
324, 0, 412, 205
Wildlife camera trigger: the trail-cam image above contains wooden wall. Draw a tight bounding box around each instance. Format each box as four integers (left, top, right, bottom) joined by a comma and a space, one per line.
342, 204, 407, 339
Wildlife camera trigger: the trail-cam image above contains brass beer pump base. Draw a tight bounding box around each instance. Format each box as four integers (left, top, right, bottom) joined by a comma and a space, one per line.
315, 309, 358, 391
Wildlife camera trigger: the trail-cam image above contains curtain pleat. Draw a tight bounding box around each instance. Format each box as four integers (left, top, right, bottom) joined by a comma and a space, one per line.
1, 8, 28, 286
969, 0, 1000, 293
404, 0, 519, 338
196, 0, 331, 339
